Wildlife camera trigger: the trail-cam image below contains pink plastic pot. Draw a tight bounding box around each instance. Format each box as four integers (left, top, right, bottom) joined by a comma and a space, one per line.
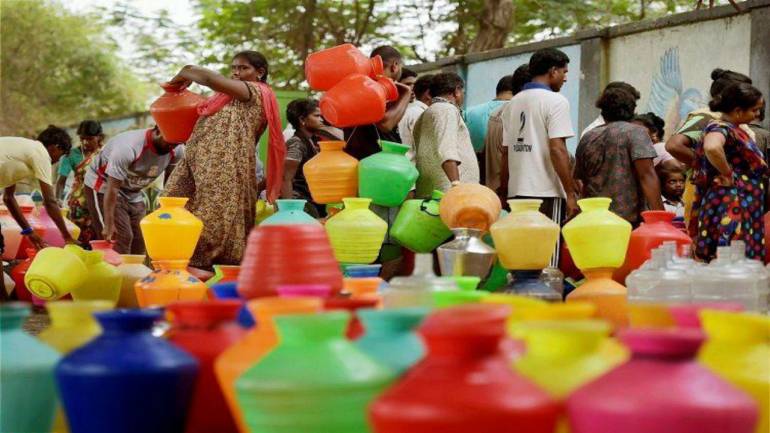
567, 328, 758, 433
667, 303, 744, 329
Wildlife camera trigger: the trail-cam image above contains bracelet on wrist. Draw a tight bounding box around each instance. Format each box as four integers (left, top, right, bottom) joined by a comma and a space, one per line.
20, 227, 34, 236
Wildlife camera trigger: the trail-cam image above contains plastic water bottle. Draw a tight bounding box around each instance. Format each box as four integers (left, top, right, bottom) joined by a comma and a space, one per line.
627, 249, 688, 303
692, 246, 759, 311
731, 241, 768, 313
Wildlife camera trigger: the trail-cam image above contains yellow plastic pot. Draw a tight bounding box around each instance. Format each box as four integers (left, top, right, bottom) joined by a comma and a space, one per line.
71, 250, 122, 306
116, 255, 151, 308
325, 198, 387, 264
491, 199, 560, 270
699, 310, 770, 433
24, 246, 87, 300
140, 197, 203, 261
562, 197, 632, 271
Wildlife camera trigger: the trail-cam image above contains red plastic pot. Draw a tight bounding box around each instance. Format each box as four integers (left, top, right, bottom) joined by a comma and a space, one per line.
166, 300, 247, 433
305, 43, 384, 91
320, 74, 399, 128
323, 297, 378, 340
566, 328, 758, 433
89, 240, 122, 266
615, 211, 692, 284
16, 205, 45, 259
238, 225, 343, 299
11, 248, 37, 302
150, 83, 206, 144
369, 304, 561, 433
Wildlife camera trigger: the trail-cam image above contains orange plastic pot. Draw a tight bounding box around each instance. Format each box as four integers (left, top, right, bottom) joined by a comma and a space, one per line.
305, 43, 384, 91
615, 211, 692, 284
439, 184, 501, 232
150, 83, 206, 143
567, 269, 628, 329
303, 141, 359, 204
215, 297, 322, 433
320, 74, 399, 128
134, 260, 208, 307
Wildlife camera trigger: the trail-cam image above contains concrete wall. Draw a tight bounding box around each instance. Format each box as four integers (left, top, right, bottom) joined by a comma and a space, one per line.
412, 0, 770, 144
607, 14, 752, 138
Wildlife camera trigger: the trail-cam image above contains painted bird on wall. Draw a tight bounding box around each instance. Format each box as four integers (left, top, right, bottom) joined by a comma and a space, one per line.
645, 47, 705, 139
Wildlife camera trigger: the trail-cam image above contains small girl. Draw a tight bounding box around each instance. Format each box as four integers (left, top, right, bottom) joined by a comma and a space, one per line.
658, 166, 686, 219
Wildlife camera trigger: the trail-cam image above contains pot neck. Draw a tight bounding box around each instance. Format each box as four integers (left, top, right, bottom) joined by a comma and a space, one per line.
274, 311, 349, 345
342, 197, 372, 210
577, 197, 612, 212
319, 141, 345, 152
167, 301, 241, 327
379, 140, 409, 155
583, 268, 616, 280
420, 304, 509, 358
620, 328, 703, 361
158, 196, 189, 209
276, 199, 307, 212
153, 260, 190, 271
450, 227, 484, 239
95, 310, 162, 334
508, 199, 542, 213
359, 308, 428, 335
641, 210, 675, 225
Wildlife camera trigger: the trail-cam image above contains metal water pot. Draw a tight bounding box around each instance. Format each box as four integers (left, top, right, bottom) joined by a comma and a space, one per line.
437, 228, 497, 279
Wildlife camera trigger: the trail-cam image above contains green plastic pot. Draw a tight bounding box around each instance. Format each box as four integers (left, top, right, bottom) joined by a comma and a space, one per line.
391, 190, 452, 253
358, 140, 418, 207
261, 199, 321, 226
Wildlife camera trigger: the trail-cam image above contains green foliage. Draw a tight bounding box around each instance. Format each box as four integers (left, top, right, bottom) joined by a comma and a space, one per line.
0, 0, 147, 136
194, 0, 396, 88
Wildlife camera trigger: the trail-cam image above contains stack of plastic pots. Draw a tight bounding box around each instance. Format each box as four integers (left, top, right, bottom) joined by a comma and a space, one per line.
137, 197, 207, 307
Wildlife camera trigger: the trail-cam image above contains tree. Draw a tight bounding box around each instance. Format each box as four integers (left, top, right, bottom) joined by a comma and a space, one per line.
193, 0, 396, 88
0, 0, 147, 136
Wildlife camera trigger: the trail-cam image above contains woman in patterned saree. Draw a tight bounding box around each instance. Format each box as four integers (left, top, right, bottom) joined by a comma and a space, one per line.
163, 51, 286, 269
693, 83, 766, 261
65, 120, 104, 244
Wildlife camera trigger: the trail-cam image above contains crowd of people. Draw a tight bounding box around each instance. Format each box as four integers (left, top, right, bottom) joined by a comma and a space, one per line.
1, 45, 768, 285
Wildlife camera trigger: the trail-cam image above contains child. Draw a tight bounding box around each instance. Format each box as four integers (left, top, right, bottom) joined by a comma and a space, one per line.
658, 166, 686, 219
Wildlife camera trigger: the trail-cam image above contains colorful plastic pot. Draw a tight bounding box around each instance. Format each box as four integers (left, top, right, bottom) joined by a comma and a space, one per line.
116, 255, 151, 308
491, 199, 560, 270
566, 268, 628, 329
140, 196, 203, 261
89, 240, 122, 266
320, 74, 399, 128
260, 199, 321, 226
567, 328, 758, 433
325, 197, 387, 264
323, 297, 379, 340
356, 307, 428, 374
167, 301, 246, 433
391, 190, 452, 253
150, 82, 206, 143
72, 249, 122, 306
0, 205, 23, 260
56, 309, 199, 433
135, 260, 208, 307
562, 198, 632, 271
215, 297, 323, 433
238, 224, 344, 298
305, 43, 384, 91
439, 183, 501, 232
1, 303, 60, 433
433, 289, 489, 307
277, 284, 332, 298
303, 140, 359, 204
25, 246, 88, 301
236, 311, 395, 433
206, 265, 241, 288
615, 211, 692, 283
358, 140, 419, 207
699, 310, 769, 433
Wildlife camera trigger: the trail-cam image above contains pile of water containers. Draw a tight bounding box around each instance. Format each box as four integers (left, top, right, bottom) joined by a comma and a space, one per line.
627, 241, 769, 313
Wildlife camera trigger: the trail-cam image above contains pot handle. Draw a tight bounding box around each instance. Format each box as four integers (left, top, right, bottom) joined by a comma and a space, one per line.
419, 199, 440, 217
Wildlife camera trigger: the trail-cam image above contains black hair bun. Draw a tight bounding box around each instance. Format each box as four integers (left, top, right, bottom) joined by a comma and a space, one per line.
711, 68, 726, 80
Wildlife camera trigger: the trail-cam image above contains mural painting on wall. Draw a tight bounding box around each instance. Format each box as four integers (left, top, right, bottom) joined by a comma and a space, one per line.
645, 47, 706, 138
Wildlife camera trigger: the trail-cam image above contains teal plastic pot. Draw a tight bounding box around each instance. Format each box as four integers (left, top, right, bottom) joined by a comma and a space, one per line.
358, 140, 418, 207
356, 308, 428, 375
1, 303, 60, 433
261, 199, 321, 226
391, 190, 452, 253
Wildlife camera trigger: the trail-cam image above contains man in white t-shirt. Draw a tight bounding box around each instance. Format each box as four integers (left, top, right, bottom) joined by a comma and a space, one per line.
501, 48, 579, 224
398, 74, 433, 162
